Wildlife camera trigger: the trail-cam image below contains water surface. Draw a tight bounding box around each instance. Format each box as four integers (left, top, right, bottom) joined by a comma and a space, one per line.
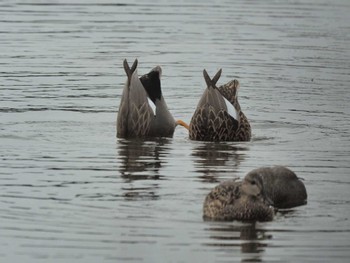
1, 0, 350, 262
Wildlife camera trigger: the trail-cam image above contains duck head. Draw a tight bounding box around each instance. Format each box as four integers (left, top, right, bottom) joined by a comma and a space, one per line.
242, 172, 274, 206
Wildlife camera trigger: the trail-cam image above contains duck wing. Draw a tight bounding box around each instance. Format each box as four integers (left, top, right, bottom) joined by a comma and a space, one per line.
117, 59, 138, 138
117, 79, 130, 138
127, 68, 154, 137
117, 59, 154, 138
203, 179, 242, 220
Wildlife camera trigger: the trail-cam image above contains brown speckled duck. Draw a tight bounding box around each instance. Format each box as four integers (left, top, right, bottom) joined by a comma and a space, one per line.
203, 177, 274, 222
244, 166, 307, 209
117, 59, 188, 138
189, 69, 251, 141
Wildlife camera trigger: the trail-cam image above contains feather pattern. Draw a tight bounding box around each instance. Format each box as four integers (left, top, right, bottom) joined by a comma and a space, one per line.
217, 80, 251, 141
117, 59, 177, 138
189, 69, 251, 141
203, 179, 274, 221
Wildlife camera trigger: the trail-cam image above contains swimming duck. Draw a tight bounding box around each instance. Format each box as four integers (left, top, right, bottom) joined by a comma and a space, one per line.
189, 69, 251, 141
244, 166, 307, 209
203, 177, 274, 221
117, 59, 188, 138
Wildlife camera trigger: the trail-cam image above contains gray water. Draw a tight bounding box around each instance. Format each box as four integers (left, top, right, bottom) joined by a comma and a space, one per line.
1, 0, 350, 262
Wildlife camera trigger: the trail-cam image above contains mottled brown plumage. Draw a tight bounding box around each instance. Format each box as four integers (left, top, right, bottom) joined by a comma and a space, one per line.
189, 69, 251, 141
217, 80, 251, 141
203, 178, 274, 221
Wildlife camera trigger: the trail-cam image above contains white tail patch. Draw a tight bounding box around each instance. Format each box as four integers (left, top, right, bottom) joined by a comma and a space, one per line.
223, 97, 238, 120
147, 97, 156, 116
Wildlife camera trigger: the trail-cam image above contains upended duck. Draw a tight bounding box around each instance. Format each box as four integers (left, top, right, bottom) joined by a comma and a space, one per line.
189, 69, 251, 141
203, 177, 274, 222
117, 59, 188, 138
244, 166, 307, 209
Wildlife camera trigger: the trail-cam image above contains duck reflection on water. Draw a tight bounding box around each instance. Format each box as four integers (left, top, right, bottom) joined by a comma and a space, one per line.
192, 142, 248, 183
204, 222, 271, 261
117, 138, 172, 200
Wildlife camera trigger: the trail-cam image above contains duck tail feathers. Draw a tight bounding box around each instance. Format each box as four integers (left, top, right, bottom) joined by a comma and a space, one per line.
203, 68, 222, 89
123, 59, 138, 84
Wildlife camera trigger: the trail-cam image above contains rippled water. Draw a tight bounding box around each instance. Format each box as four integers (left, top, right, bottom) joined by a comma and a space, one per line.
1, 0, 350, 262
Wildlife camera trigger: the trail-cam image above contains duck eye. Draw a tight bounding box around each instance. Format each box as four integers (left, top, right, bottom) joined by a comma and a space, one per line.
251, 180, 256, 185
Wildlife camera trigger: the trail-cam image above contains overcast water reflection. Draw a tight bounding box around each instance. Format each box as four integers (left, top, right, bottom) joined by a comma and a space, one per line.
1, 0, 350, 262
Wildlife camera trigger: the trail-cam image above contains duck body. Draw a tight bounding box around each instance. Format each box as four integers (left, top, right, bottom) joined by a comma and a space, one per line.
244, 166, 307, 209
117, 59, 176, 139
189, 84, 238, 141
203, 179, 274, 222
189, 69, 251, 142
